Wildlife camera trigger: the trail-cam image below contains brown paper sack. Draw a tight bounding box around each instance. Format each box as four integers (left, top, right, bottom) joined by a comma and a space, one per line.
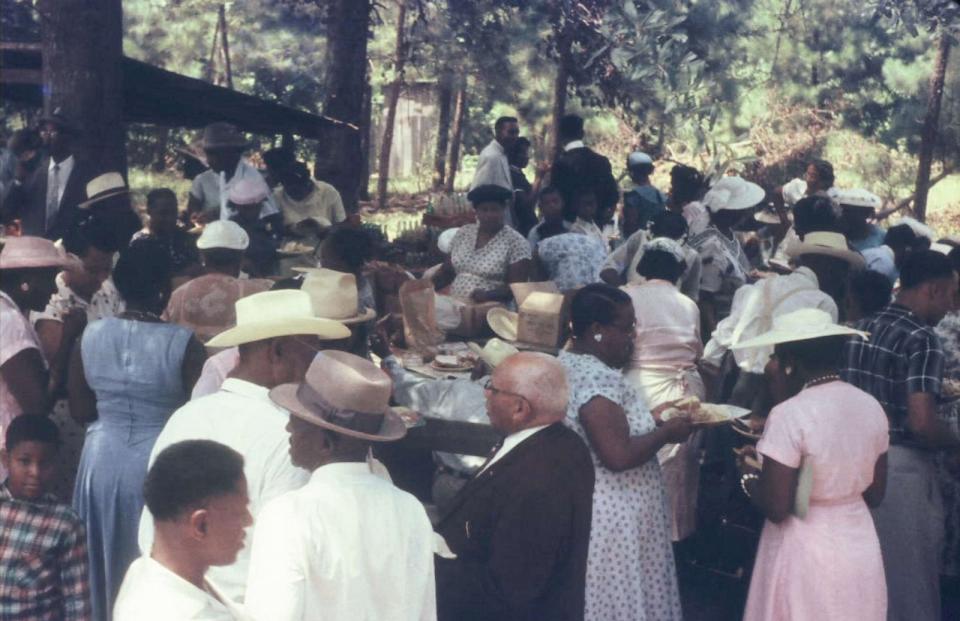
517, 291, 566, 347
399, 279, 445, 354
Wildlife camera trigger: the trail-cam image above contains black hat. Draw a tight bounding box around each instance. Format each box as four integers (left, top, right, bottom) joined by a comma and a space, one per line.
467, 184, 513, 205
39, 108, 76, 134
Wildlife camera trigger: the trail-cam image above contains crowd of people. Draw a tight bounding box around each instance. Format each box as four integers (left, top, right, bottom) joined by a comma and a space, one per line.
0, 110, 958, 621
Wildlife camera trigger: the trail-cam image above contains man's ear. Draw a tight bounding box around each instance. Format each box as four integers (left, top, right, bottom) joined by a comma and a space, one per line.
188, 508, 211, 540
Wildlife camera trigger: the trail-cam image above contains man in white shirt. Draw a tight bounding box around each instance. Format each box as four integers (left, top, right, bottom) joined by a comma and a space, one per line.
138, 290, 351, 603
116, 440, 254, 621
187, 122, 279, 223
471, 117, 518, 229
246, 350, 436, 621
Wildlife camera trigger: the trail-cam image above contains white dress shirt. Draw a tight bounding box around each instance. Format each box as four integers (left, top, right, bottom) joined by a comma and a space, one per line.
114, 556, 253, 621
45, 155, 74, 223
245, 462, 437, 621
190, 159, 280, 221
139, 378, 310, 603
470, 140, 512, 192
191, 347, 240, 399
480, 424, 549, 472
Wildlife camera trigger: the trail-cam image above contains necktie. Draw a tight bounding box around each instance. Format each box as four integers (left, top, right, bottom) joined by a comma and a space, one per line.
46, 163, 61, 224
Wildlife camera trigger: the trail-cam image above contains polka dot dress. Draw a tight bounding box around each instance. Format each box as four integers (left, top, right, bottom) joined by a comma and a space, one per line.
449, 223, 531, 300
558, 350, 683, 621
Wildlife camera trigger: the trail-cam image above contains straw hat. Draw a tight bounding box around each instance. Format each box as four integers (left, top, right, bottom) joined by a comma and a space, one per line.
294, 268, 377, 324
486, 307, 519, 342
270, 350, 406, 442
0, 236, 78, 271
78, 172, 129, 209
787, 231, 865, 269
836, 188, 882, 211
703, 176, 766, 213
731, 308, 868, 350
467, 338, 519, 368
205, 290, 350, 347
196, 220, 250, 251
201, 122, 253, 150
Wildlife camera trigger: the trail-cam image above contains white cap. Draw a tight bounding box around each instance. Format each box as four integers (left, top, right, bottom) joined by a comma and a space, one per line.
227, 177, 269, 206
836, 188, 882, 210
627, 152, 653, 168
197, 220, 250, 251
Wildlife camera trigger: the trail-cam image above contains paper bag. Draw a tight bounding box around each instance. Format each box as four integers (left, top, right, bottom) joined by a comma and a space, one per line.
399, 279, 445, 354
517, 291, 566, 347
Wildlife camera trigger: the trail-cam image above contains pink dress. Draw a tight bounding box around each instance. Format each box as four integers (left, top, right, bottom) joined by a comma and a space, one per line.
744, 381, 889, 621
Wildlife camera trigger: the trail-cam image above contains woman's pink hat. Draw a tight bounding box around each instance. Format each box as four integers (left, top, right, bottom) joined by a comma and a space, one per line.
0, 236, 78, 270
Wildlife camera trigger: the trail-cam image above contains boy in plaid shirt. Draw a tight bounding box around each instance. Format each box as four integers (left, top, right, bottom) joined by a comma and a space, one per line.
0, 415, 90, 620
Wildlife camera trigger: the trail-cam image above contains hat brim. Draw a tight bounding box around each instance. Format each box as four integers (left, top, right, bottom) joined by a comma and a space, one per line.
0, 253, 80, 271
78, 188, 130, 209
203, 140, 255, 151
754, 211, 784, 225
788, 243, 865, 269
336, 307, 377, 325
269, 383, 407, 442
731, 325, 869, 350
710, 183, 767, 212
205, 317, 351, 348
486, 308, 518, 342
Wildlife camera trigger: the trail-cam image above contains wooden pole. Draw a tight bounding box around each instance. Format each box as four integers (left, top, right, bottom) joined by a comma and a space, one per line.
219, 4, 234, 90
432, 72, 453, 190
445, 82, 468, 192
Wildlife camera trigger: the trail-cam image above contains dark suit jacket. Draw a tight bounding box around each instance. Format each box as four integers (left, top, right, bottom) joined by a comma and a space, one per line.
4, 156, 95, 240
436, 423, 595, 621
550, 146, 620, 220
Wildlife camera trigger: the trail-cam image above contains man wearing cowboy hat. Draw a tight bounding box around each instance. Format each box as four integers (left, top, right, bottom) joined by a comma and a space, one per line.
186, 122, 279, 225
704, 230, 864, 411
245, 351, 437, 621
138, 290, 351, 604
3, 109, 96, 240
836, 188, 886, 253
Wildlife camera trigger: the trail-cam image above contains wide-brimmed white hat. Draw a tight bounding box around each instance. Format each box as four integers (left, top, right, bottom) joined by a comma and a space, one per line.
703, 176, 766, 213
467, 338, 519, 368
294, 267, 377, 324
78, 172, 129, 209
437, 227, 459, 254
0, 236, 79, 271
731, 308, 868, 350
196, 220, 250, 251
787, 231, 865, 268
228, 178, 270, 206
206, 289, 350, 347
270, 350, 406, 442
486, 307, 519, 342
836, 188, 882, 211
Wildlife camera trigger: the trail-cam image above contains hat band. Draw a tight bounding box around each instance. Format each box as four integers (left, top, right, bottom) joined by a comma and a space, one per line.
294, 381, 386, 433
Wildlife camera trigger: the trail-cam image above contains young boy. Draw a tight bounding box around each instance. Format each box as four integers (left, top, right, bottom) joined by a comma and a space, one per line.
0, 415, 90, 620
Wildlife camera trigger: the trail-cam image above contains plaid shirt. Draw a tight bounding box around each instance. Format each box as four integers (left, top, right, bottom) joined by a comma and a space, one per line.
842, 303, 944, 444
0, 483, 90, 620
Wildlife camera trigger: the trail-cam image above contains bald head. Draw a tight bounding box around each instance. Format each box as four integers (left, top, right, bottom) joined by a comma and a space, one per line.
494, 352, 569, 426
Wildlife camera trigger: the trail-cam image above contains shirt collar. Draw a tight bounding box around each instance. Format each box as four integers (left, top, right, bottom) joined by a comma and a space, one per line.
0, 481, 57, 505
564, 140, 585, 151
48, 155, 74, 172
219, 377, 271, 400
139, 557, 224, 616
309, 461, 373, 485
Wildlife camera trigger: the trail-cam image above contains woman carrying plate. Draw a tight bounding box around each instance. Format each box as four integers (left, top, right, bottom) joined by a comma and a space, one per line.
735, 308, 889, 621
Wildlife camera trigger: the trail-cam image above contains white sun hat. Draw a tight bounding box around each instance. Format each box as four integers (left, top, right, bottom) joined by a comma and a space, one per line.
703, 176, 766, 213
467, 338, 520, 368
731, 308, 868, 350
196, 220, 250, 251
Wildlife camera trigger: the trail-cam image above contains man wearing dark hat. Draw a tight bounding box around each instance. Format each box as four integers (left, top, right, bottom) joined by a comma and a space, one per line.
549, 114, 619, 226
186, 122, 279, 224
2, 109, 96, 239
245, 351, 436, 621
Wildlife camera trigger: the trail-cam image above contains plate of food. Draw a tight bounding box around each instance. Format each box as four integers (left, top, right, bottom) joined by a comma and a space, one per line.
660, 396, 751, 427
731, 416, 764, 440
430, 354, 475, 373
279, 241, 316, 256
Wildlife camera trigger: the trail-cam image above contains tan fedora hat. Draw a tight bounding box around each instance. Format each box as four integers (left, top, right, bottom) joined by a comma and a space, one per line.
294, 268, 377, 324
270, 350, 407, 442
78, 172, 130, 209
486, 307, 518, 342
731, 308, 867, 350
787, 231, 865, 269
205, 289, 350, 348
467, 338, 519, 368
0, 236, 79, 271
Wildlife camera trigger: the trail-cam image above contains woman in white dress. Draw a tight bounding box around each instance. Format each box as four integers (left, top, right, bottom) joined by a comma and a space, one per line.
558, 283, 692, 621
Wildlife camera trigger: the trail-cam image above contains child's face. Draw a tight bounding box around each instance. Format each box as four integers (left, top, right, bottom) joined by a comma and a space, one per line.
2, 440, 57, 501
148, 198, 179, 235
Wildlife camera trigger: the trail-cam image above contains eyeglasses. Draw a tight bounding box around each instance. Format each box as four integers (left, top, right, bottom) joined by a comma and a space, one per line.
484, 383, 529, 405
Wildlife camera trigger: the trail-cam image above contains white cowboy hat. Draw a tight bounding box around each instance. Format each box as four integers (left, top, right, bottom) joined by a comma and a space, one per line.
294, 268, 377, 324
78, 172, 129, 209
486, 307, 519, 342
786, 231, 865, 269
196, 220, 250, 251
703, 176, 766, 213
467, 338, 519, 368
205, 289, 350, 348
836, 188, 882, 211
731, 308, 868, 350
270, 350, 407, 442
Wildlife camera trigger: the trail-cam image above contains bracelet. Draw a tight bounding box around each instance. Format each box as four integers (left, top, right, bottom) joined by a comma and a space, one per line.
740, 473, 759, 498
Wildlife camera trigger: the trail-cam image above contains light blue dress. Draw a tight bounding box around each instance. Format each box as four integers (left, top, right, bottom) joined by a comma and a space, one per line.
72, 318, 193, 621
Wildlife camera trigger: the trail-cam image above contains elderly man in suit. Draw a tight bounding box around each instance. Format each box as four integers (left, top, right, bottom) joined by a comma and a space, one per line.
550, 114, 619, 226
436, 352, 595, 621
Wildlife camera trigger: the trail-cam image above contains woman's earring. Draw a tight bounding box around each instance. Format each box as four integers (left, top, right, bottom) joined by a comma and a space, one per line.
19, 282, 29, 293
785, 366, 793, 376
593, 333, 602, 343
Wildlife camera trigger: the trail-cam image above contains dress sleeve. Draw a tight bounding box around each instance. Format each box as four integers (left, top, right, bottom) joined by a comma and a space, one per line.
757, 402, 803, 469
0, 307, 40, 367
572, 358, 623, 412
189, 175, 204, 201
506, 230, 532, 264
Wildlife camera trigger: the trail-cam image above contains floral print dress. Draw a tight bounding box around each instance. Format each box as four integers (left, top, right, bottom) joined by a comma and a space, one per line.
558, 350, 683, 621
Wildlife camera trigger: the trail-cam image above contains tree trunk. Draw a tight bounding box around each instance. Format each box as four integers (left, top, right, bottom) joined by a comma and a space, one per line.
548, 22, 573, 159
314, 0, 370, 213
376, 0, 409, 210
152, 126, 169, 172
218, 4, 234, 90
913, 29, 952, 222
432, 72, 454, 190
445, 83, 468, 193
40, 0, 126, 175
359, 69, 373, 201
